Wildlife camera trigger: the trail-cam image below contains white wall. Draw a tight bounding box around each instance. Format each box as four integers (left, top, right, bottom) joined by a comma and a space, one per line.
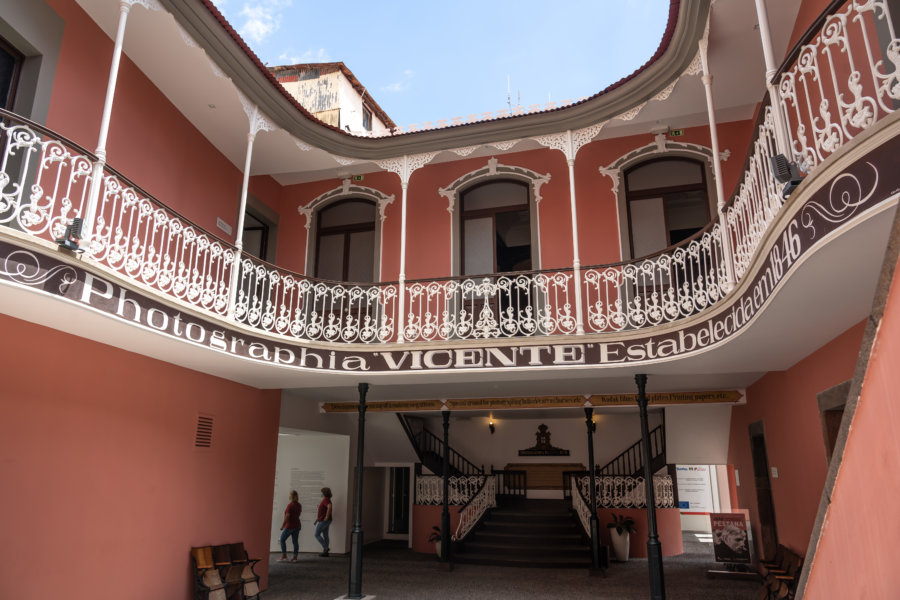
270, 429, 350, 554
665, 404, 733, 464
422, 410, 664, 477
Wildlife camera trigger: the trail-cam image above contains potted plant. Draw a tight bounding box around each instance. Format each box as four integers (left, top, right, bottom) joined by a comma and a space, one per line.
607, 513, 637, 561
426, 525, 442, 557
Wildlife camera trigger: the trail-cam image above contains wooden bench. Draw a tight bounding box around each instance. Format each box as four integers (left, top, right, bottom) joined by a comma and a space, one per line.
504, 462, 586, 490
191, 542, 261, 600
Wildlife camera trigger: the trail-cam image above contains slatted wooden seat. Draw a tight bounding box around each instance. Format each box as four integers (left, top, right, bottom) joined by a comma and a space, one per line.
191, 546, 227, 600
228, 542, 261, 600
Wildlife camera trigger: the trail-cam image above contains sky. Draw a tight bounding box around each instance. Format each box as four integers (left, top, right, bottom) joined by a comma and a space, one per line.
209, 0, 671, 129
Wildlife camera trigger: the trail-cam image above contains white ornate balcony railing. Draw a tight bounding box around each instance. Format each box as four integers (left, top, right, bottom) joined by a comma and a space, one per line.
454, 475, 497, 541
414, 475, 488, 506
576, 475, 676, 509
0, 1, 896, 346
0, 113, 235, 316
403, 270, 578, 340
582, 225, 730, 332
777, 0, 898, 173
234, 255, 398, 342
570, 475, 592, 536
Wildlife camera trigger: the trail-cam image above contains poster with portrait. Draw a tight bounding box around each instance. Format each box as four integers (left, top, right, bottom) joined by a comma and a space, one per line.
710, 513, 751, 563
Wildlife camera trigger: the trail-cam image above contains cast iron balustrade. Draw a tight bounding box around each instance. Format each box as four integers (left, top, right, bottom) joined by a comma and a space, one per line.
571, 475, 676, 510
0, 0, 895, 345
414, 475, 490, 506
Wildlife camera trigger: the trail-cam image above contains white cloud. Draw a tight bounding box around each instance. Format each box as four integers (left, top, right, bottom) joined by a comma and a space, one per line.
276, 48, 330, 65
238, 1, 291, 45
383, 69, 415, 93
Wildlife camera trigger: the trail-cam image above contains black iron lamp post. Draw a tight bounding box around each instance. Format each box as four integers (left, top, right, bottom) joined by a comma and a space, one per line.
584, 407, 603, 572
346, 383, 369, 599
440, 408, 452, 565
636, 374, 666, 600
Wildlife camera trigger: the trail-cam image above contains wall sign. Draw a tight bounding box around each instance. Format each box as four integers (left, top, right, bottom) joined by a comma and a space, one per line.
1, 135, 897, 375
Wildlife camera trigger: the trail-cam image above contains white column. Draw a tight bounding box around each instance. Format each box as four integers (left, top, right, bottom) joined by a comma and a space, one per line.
81, 1, 133, 250
699, 38, 736, 291
754, 0, 793, 157
225, 130, 257, 318
565, 131, 585, 334
397, 167, 409, 343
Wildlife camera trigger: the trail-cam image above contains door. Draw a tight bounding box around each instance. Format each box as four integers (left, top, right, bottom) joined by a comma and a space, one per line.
749, 421, 778, 559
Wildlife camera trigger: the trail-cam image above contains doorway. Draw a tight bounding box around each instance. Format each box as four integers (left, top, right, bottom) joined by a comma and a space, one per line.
748, 421, 778, 559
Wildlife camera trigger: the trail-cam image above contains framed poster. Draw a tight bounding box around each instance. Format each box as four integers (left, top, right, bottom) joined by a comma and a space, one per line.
710, 513, 751, 563
675, 464, 715, 512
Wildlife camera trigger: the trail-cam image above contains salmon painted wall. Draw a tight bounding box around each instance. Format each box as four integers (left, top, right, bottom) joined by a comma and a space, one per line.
597, 508, 684, 558
411, 505, 462, 554
0, 314, 281, 600
42, 0, 272, 240
727, 321, 865, 558
803, 256, 900, 598
785, 0, 834, 54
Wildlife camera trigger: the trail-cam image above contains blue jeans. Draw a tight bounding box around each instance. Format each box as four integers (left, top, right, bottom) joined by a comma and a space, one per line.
314, 520, 331, 552
280, 527, 300, 556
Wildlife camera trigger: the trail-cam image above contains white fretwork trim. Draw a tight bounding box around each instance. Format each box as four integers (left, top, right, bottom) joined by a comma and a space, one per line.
437, 157, 551, 212
652, 80, 678, 102
333, 156, 357, 165
123, 0, 162, 11
375, 152, 438, 185
237, 91, 277, 139
451, 146, 480, 157
297, 179, 396, 229
490, 140, 520, 151
615, 101, 648, 121
598, 167, 620, 196
175, 22, 200, 49
294, 140, 312, 152
684, 51, 704, 76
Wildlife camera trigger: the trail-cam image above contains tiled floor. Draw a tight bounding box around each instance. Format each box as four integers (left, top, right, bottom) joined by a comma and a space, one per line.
263, 533, 760, 599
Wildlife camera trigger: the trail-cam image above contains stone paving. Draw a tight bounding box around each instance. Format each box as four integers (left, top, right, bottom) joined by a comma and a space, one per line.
263, 533, 760, 600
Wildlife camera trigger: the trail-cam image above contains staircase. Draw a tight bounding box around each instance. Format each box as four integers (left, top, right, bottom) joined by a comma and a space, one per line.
597, 423, 667, 477
453, 499, 592, 568
398, 414, 483, 476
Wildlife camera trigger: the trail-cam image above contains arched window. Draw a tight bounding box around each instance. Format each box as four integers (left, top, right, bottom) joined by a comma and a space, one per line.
314, 198, 376, 282
624, 157, 711, 258
460, 180, 532, 275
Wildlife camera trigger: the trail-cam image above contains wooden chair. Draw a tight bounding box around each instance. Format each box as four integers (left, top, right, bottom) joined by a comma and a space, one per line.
228, 542, 261, 600
212, 545, 244, 600
191, 546, 227, 600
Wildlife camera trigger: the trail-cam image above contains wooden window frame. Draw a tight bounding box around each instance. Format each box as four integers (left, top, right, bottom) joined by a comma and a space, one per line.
623, 157, 711, 259
459, 180, 531, 276
314, 198, 376, 282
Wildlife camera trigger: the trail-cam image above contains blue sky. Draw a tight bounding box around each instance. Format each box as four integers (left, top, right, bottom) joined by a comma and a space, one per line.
210, 0, 671, 128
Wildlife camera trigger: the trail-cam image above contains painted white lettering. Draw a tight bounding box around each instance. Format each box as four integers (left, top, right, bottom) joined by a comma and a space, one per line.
115, 289, 141, 322
454, 349, 483, 368
484, 347, 517, 367
423, 350, 453, 369
298, 347, 323, 368
522, 346, 552, 366
342, 356, 370, 371
80, 273, 113, 305
230, 336, 246, 354
209, 330, 227, 351
146, 308, 169, 331
678, 330, 697, 353
554, 345, 584, 364
381, 352, 410, 370
655, 339, 677, 358
273, 347, 295, 365
185, 322, 205, 343
599, 343, 626, 363
249, 343, 270, 360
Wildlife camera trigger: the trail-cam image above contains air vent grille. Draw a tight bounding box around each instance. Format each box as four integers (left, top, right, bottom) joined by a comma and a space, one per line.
195, 414, 214, 448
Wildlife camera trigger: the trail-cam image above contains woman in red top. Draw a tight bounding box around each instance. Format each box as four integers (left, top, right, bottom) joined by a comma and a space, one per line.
314, 487, 333, 557
278, 490, 302, 562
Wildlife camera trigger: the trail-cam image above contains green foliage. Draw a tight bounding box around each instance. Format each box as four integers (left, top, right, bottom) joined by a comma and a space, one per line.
427, 525, 442, 543
607, 513, 637, 535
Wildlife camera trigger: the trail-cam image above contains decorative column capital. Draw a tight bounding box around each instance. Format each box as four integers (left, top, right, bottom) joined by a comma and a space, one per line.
533, 123, 604, 162
375, 152, 438, 185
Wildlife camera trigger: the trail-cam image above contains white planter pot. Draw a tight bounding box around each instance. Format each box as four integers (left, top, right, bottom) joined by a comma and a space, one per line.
609, 529, 631, 561
434, 541, 441, 557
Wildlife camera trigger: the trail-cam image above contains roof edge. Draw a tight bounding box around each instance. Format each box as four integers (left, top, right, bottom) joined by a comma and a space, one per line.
161, 0, 710, 160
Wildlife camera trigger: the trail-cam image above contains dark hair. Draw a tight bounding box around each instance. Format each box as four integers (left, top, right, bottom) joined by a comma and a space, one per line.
289, 490, 299, 501
321, 487, 332, 498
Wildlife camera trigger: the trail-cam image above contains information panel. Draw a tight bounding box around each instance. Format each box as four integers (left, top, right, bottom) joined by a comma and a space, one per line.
675, 464, 715, 512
